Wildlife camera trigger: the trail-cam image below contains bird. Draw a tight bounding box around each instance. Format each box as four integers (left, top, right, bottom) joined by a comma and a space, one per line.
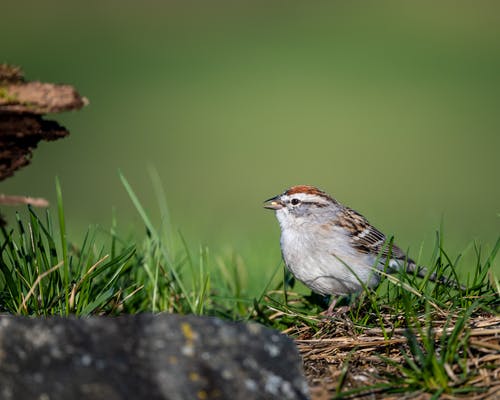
264, 185, 462, 314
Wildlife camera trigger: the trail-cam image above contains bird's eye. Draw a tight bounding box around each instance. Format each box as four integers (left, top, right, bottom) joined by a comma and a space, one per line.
291, 198, 300, 205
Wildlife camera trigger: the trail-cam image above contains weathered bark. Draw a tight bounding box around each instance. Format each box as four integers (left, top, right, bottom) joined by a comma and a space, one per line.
0, 64, 87, 223
0, 81, 87, 114
0, 64, 88, 182
0, 113, 69, 181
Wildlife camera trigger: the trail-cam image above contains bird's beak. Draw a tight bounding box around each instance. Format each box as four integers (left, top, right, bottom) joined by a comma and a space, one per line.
263, 195, 284, 210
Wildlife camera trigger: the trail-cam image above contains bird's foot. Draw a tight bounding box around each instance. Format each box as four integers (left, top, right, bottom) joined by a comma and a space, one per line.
320, 305, 351, 317
320, 297, 351, 317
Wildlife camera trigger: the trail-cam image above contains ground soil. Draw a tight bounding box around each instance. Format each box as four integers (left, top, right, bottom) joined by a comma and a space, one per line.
290, 314, 500, 399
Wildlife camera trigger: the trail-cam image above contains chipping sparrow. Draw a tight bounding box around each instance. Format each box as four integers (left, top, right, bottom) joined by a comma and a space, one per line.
264, 185, 462, 314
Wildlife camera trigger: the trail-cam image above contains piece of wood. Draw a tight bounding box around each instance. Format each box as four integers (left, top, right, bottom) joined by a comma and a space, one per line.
0, 64, 88, 224
0, 64, 88, 182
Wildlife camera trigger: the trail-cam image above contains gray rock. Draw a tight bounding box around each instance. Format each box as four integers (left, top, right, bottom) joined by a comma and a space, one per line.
0, 314, 309, 400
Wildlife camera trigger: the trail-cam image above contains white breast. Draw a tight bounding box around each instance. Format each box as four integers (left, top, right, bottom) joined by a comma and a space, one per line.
279, 221, 380, 296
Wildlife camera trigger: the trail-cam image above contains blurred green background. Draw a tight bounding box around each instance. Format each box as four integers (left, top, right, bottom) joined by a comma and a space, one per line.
1, 2, 499, 279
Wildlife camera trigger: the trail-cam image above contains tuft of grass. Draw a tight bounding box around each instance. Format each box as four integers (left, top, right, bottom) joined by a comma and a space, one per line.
0, 205, 135, 316
117, 171, 274, 319
119, 172, 236, 316
0, 176, 262, 319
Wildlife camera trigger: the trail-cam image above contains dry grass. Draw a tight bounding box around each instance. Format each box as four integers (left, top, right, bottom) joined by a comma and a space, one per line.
285, 313, 500, 400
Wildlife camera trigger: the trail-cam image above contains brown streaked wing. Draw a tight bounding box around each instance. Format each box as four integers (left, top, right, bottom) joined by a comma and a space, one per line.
337, 207, 409, 261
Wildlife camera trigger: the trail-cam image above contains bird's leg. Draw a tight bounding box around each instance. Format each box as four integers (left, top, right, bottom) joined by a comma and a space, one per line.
321, 296, 351, 316
324, 296, 338, 316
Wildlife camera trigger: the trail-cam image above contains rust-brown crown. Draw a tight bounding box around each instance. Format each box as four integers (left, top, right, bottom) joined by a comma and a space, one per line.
284, 185, 333, 201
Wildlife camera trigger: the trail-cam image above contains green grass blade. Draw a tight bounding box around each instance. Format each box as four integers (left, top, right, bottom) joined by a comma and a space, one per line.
119, 171, 157, 237
55, 177, 69, 315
